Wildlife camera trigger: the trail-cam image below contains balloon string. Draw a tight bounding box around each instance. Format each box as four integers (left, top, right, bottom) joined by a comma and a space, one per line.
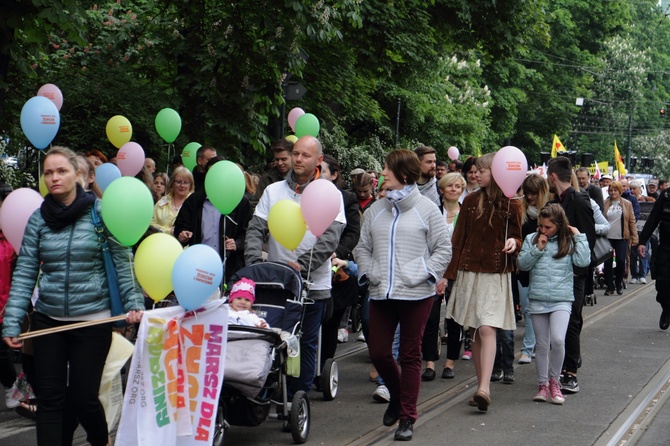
504, 198, 510, 272
306, 245, 314, 288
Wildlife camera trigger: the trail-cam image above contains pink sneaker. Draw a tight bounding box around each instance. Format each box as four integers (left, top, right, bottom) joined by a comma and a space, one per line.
461, 350, 472, 360
533, 383, 549, 402
549, 377, 565, 405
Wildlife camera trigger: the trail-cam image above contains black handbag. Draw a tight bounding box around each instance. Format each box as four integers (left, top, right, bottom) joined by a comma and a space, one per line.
592, 235, 614, 266
91, 205, 126, 327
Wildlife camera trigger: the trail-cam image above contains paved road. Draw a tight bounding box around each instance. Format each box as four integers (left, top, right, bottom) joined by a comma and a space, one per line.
2, 280, 670, 445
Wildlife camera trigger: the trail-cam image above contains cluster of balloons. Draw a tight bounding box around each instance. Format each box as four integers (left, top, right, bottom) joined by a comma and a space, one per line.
267, 179, 341, 250
287, 107, 320, 139
20, 84, 63, 149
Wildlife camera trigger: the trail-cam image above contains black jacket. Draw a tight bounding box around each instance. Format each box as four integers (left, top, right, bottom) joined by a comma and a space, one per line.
174, 191, 253, 282
555, 187, 596, 275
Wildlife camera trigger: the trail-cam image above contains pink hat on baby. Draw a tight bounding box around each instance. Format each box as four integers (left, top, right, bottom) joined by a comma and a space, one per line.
230, 278, 256, 304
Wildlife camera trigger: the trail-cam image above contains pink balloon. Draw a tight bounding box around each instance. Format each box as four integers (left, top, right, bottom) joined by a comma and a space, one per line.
37, 83, 63, 111
287, 107, 305, 132
0, 188, 44, 254
301, 179, 341, 237
491, 146, 528, 198
447, 146, 460, 161
116, 142, 146, 177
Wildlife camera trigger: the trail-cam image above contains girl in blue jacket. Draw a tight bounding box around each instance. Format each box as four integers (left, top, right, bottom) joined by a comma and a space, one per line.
518, 203, 590, 405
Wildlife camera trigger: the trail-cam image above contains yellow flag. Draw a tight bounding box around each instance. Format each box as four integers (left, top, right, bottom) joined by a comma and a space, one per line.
614, 140, 626, 178
551, 135, 566, 158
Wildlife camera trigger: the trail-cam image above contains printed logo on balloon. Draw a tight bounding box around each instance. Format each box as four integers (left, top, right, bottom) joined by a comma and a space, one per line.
491, 146, 529, 198
21, 96, 60, 149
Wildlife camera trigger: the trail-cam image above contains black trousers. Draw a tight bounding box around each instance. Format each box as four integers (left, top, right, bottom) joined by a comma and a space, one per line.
562, 275, 586, 374
32, 312, 111, 446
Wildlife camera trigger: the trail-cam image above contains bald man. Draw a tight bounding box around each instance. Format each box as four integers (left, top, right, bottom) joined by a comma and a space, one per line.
245, 136, 346, 399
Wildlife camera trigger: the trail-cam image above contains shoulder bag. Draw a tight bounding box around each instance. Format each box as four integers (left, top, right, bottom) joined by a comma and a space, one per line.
592, 235, 614, 266
91, 205, 126, 327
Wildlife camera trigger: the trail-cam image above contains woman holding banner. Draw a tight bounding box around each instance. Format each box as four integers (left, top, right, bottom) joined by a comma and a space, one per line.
2, 146, 144, 446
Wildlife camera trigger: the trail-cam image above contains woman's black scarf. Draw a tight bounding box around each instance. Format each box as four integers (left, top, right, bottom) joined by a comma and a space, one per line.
40, 184, 97, 231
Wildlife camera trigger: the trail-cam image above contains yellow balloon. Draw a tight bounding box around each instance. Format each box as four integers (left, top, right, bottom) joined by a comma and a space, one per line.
134, 233, 183, 302
39, 174, 48, 197
285, 134, 298, 143
268, 200, 306, 251
106, 115, 132, 149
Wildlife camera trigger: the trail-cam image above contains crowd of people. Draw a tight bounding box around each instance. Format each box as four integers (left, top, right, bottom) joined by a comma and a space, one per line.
1, 137, 669, 444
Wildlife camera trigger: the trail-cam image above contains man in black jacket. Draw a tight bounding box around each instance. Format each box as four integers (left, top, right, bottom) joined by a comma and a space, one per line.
174, 156, 253, 283
638, 187, 670, 329
547, 157, 596, 394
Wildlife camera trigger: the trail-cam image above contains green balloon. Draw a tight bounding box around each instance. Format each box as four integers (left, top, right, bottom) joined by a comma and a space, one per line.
294, 113, 320, 138
101, 177, 154, 246
181, 142, 201, 171
205, 160, 245, 215
155, 108, 182, 143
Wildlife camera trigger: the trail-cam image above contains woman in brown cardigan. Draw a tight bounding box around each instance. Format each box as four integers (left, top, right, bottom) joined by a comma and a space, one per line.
436, 152, 522, 412
603, 180, 638, 295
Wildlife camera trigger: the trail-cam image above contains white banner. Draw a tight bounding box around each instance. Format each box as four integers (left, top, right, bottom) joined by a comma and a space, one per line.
115, 300, 228, 446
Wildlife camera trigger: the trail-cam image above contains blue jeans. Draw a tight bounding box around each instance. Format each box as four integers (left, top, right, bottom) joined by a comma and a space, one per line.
517, 281, 536, 357
288, 298, 328, 398
630, 241, 648, 279
494, 329, 514, 373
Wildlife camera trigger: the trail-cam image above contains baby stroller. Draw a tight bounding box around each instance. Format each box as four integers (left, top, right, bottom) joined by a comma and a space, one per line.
213, 262, 311, 445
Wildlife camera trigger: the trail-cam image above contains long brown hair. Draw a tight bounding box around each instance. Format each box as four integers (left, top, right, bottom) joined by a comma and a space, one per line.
533, 203, 574, 259
475, 153, 506, 227
521, 174, 550, 223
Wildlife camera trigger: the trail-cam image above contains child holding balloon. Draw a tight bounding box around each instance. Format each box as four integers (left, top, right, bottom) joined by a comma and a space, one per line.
438, 152, 522, 412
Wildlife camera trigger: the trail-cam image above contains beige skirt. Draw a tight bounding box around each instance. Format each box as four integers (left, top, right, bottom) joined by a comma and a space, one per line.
445, 270, 516, 331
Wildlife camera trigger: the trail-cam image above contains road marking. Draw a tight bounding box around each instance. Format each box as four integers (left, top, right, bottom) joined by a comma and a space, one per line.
0, 418, 35, 440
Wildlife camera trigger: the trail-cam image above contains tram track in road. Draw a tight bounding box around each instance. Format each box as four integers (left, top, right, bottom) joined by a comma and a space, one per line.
344, 282, 661, 446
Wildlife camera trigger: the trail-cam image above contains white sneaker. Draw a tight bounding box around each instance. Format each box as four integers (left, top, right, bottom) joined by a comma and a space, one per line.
5, 388, 20, 410
373, 385, 390, 403
640, 277, 647, 284
337, 328, 349, 343
518, 354, 532, 364
357, 331, 366, 342
629, 278, 639, 284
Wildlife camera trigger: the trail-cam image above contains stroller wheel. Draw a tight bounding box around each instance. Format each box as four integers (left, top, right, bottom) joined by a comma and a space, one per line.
290, 390, 310, 444
212, 403, 227, 446
320, 358, 339, 401
351, 304, 363, 334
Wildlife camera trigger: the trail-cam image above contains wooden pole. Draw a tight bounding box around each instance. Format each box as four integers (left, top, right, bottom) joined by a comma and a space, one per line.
17, 315, 127, 340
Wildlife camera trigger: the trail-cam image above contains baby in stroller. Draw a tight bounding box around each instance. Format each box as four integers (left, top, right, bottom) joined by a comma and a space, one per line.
226, 278, 269, 328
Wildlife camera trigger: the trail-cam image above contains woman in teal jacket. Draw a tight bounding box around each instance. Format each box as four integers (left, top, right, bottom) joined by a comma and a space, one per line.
2, 146, 144, 446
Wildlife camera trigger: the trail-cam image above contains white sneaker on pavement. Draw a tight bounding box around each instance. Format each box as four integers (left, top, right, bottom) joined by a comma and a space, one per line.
640, 277, 647, 284
337, 328, 349, 343
518, 354, 532, 364
373, 385, 390, 403
357, 331, 366, 342
5, 388, 20, 410
629, 278, 639, 284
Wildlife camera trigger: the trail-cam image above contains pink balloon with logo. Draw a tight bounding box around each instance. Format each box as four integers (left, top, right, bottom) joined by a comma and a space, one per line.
447, 146, 460, 160
301, 179, 341, 237
287, 107, 305, 132
0, 188, 44, 254
116, 142, 145, 177
491, 146, 528, 198
37, 83, 63, 111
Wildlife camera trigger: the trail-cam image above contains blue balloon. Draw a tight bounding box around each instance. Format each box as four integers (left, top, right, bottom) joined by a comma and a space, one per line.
95, 163, 122, 193
172, 244, 223, 311
20, 96, 60, 149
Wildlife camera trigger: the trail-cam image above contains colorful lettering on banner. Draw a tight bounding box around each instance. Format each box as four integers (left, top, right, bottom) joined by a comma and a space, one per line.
115, 301, 229, 446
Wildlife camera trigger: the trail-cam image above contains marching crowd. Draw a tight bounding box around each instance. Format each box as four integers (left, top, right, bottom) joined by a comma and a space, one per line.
2, 136, 670, 444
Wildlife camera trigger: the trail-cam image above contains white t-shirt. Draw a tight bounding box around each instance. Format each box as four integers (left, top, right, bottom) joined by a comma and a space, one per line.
254, 180, 346, 290
226, 307, 268, 327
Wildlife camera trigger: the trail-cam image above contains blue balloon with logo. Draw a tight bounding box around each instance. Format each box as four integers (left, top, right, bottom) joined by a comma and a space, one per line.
20, 96, 60, 149
172, 244, 223, 311
95, 163, 122, 193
